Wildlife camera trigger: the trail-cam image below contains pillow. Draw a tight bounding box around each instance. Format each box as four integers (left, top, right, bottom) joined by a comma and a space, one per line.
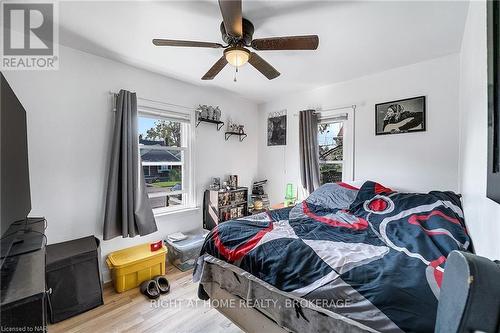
349, 181, 463, 217
348, 181, 473, 299
349, 180, 472, 259
289, 182, 367, 230
305, 182, 360, 210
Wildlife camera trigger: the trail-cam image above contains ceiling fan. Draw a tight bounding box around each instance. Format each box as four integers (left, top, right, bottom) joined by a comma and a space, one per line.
152, 0, 319, 81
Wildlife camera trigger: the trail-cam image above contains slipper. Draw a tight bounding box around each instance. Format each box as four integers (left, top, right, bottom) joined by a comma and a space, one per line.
140, 280, 160, 299
153, 275, 170, 294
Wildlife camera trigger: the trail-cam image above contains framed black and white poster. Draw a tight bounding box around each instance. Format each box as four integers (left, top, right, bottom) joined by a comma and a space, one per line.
267, 110, 287, 146
487, 0, 500, 203
375, 96, 426, 135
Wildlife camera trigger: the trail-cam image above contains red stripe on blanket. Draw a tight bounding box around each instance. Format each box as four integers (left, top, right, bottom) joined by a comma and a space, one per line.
374, 183, 394, 194
302, 201, 368, 230
337, 182, 359, 190
213, 223, 274, 262
430, 256, 446, 287
408, 210, 462, 228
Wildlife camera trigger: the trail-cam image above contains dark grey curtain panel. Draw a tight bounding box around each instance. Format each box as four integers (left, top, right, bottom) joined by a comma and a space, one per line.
299, 109, 320, 195
103, 90, 157, 240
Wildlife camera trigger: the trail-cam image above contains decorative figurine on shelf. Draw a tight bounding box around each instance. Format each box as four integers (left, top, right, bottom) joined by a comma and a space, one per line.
214, 106, 221, 121
284, 183, 296, 207
200, 105, 209, 119
207, 105, 214, 120
227, 175, 238, 189
226, 118, 245, 133
253, 200, 263, 210
209, 177, 220, 191
196, 105, 202, 121
222, 181, 231, 191
197, 105, 223, 122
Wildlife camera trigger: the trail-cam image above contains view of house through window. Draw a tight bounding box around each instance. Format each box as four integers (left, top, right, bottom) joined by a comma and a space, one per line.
318, 121, 344, 184
138, 116, 187, 212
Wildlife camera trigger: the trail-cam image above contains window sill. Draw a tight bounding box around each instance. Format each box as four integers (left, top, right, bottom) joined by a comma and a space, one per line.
153, 206, 200, 218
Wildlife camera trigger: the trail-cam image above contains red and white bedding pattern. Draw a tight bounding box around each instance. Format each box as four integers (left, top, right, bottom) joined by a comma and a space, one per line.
197, 181, 472, 332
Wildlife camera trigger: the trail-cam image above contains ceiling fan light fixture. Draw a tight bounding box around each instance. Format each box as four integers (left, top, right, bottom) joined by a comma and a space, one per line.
224, 46, 250, 67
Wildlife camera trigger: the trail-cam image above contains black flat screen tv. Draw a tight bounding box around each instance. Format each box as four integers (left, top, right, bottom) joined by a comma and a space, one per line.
487, 0, 500, 203
1, 73, 32, 238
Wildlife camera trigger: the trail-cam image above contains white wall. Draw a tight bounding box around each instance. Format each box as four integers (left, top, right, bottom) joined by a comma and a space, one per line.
258, 54, 460, 204
3, 45, 259, 279
458, 0, 500, 260
5, 2, 498, 284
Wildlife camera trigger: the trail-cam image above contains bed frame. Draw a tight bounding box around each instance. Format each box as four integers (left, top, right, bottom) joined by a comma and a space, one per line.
206, 283, 289, 333
197, 255, 378, 333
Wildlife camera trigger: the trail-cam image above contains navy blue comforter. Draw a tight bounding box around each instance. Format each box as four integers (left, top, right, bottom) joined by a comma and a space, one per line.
198, 181, 472, 332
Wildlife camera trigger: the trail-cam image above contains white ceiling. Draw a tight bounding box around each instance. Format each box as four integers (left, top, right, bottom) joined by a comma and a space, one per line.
57, 1, 469, 103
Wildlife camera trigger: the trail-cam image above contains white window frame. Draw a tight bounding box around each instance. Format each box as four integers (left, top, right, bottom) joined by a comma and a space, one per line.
317, 108, 355, 182
137, 99, 196, 216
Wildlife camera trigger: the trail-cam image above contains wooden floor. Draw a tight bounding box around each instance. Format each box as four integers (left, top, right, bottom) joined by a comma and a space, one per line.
49, 266, 243, 333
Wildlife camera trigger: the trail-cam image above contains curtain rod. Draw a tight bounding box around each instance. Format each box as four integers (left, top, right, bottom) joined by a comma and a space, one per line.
109, 91, 194, 111
316, 104, 356, 113
292, 104, 357, 117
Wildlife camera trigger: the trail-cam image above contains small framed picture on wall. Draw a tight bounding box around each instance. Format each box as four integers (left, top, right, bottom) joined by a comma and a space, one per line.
375, 96, 426, 135
267, 110, 287, 146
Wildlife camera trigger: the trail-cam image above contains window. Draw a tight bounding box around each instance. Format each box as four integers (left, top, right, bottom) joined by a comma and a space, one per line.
137, 102, 195, 215
318, 121, 344, 184
317, 110, 354, 184
159, 165, 171, 172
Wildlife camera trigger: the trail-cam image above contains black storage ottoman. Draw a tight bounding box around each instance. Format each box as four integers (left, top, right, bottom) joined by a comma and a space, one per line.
46, 236, 104, 323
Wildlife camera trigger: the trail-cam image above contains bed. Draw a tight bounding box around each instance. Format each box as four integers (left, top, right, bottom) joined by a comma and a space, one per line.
194, 181, 472, 333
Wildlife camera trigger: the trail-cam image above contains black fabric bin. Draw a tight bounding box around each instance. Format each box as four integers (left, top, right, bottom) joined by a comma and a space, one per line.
46, 236, 104, 323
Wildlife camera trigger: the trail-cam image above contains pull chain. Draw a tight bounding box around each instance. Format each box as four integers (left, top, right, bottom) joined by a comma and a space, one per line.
233, 67, 238, 82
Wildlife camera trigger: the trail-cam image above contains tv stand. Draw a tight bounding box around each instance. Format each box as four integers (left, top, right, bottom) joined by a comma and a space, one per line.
1, 217, 45, 258
1, 218, 47, 332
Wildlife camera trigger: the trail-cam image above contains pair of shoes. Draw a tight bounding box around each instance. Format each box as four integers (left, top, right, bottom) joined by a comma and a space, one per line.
140, 275, 170, 299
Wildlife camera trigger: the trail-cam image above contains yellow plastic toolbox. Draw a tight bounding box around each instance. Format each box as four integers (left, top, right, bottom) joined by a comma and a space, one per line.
106, 243, 167, 293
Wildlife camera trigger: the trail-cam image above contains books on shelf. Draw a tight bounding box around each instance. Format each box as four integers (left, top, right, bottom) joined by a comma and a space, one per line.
203, 187, 250, 230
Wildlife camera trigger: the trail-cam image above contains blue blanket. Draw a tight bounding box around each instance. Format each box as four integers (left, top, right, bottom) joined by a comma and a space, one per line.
198, 181, 472, 332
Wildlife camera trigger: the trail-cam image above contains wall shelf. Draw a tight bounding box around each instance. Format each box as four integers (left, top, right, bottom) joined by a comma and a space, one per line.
196, 118, 224, 131
225, 131, 247, 142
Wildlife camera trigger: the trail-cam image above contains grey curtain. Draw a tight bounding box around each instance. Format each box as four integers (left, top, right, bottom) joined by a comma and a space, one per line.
299, 109, 320, 194
103, 90, 157, 240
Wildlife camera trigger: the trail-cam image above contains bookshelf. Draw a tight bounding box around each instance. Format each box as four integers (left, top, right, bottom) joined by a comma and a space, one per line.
203, 187, 249, 230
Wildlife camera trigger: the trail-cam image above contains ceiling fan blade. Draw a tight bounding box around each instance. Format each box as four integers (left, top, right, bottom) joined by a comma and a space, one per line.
201, 56, 228, 80
152, 39, 223, 48
218, 0, 242, 38
248, 52, 280, 80
251, 35, 319, 50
